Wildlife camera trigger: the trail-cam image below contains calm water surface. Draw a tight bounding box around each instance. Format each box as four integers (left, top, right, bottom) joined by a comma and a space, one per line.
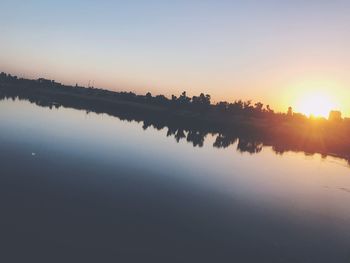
1, 99, 350, 262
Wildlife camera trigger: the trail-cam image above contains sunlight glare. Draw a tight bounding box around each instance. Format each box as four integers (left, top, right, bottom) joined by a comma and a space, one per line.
296, 91, 337, 118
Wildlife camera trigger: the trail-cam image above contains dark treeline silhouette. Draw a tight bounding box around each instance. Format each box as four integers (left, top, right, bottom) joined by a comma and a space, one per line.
1, 72, 350, 164
0, 72, 285, 118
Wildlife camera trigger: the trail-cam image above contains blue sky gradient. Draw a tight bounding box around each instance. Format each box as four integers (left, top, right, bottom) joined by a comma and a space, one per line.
1, 0, 350, 114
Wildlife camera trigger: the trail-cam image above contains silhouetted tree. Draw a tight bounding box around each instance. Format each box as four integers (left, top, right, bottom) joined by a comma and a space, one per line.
146, 92, 152, 100
216, 101, 229, 112
237, 139, 263, 154
254, 102, 264, 112
266, 105, 274, 114
174, 129, 186, 142
213, 134, 238, 148
178, 91, 191, 105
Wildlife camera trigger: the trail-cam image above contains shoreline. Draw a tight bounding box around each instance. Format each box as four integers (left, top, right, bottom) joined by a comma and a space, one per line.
1, 74, 350, 164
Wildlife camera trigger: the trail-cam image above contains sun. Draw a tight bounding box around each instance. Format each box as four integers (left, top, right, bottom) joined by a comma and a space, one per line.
296, 91, 337, 118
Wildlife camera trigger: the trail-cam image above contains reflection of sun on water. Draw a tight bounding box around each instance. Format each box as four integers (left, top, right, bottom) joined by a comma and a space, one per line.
296, 92, 338, 118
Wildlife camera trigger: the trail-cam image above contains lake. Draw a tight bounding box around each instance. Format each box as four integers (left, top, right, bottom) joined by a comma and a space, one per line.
1, 98, 350, 262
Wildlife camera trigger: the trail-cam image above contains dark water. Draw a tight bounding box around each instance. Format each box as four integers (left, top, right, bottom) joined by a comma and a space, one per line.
1, 99, 350, 262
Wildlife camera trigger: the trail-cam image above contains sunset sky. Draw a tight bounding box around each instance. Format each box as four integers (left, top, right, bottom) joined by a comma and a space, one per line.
1, 0, 349, 116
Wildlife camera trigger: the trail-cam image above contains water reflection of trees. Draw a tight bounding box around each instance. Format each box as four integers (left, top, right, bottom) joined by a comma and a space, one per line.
0, 95, 302, 159
143, 122, 261, 153
0, 91, 349, 165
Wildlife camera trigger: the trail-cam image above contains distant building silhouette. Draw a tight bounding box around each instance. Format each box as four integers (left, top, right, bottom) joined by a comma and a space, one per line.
38, 78, 53, 84
287, 106, 293, 117
329, 110, 342, 121
37, 78, 61, 86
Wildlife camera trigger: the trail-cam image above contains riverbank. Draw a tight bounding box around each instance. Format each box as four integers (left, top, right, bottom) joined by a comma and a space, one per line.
1, 74, 350, 163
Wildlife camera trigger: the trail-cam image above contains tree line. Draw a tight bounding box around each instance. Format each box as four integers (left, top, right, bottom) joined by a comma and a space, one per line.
0, 71, 302, 119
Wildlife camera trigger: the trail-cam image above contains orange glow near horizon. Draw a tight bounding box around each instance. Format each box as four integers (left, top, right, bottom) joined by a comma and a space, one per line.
295, 92, 338, 118
282, 80, 347, 118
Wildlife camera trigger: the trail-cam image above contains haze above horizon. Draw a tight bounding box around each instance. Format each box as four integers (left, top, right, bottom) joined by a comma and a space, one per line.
1, 0, 349, 116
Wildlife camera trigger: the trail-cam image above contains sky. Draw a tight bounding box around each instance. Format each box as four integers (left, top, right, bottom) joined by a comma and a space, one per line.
1, 0, 350, 116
